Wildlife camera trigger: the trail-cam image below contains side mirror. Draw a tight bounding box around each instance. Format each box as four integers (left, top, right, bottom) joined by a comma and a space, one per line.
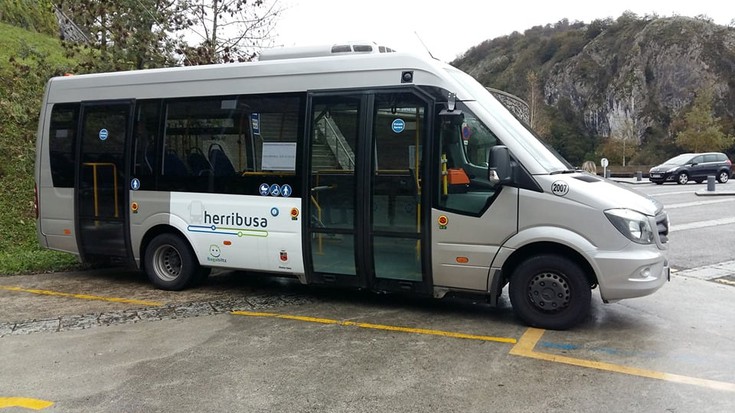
488, 145, 512, 187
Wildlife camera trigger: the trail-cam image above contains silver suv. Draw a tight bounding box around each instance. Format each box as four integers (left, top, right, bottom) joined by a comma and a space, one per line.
649, 152, 732, 185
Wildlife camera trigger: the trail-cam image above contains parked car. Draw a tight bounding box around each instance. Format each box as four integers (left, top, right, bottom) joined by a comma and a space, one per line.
649, 152, 732, 185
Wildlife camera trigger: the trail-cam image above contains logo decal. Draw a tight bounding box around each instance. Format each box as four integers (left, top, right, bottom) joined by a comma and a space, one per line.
207, 244, 226, 263
391, 119, 405, 133
438, 215, 448, 230
551, 181, 569, 197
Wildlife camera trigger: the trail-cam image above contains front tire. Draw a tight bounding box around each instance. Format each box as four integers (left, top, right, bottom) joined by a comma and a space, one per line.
717, 170, 730, 183
509, 255, 591, 330
144, 233, 200, 291
677, 172, 689, 185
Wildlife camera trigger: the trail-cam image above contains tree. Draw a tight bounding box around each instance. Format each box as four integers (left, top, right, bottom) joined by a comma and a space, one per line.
177, 0, 282, 64
57, 0, 186, 72
674, 87, 734, 152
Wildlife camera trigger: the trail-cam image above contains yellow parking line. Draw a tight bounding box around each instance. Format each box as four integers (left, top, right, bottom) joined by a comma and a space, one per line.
231, 310, 517, 344
715, 278, 735, 286
0, 285, 162, 307
510, 328, 735, 393
0, 397, 53, 410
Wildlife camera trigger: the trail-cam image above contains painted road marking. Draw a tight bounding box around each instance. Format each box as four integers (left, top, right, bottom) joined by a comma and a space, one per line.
668, 216, 735, 232
0, 286, 162, 307
715, 278, 735, 286
664, 198, 735, 209
231, 310, 517, 344
510, 328, 735, 393
233, 310, 735, 393
0, 397, 53, 410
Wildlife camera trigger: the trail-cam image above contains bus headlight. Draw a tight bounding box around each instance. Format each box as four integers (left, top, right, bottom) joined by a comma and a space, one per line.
605, 209, 654, 244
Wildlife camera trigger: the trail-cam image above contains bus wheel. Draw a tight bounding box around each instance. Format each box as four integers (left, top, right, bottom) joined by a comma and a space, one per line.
509, 254, 591, 330
145, 233, 199, 291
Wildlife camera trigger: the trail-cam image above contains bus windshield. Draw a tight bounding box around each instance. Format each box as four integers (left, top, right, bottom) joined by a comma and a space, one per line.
445, 67, 571, 173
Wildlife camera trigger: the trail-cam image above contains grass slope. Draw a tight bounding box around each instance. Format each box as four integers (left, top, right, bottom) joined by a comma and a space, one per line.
0, 22, 79, 274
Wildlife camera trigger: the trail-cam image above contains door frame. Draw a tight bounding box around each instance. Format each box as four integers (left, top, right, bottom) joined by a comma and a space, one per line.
302, 88, 435, 295
74, 99, 135, 264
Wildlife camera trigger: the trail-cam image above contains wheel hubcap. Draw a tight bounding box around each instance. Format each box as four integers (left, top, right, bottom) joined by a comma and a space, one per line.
527, 272, 571, 313
153, 245, 182, 282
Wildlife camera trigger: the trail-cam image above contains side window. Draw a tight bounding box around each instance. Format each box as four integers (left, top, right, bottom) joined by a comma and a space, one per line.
161, 93, 303, 193
48, 103, 79, 188
372, 93, 427, 233
437, 102, 501, 216
704, 154, 717, 163
691, 155, 703, 164
132, 100, 160, 182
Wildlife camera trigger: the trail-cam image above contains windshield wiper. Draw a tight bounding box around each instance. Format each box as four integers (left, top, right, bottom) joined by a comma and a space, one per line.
550, 169, 576, 175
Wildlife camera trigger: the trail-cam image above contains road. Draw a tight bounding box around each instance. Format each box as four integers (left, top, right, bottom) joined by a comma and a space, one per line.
1, 179, 734, 412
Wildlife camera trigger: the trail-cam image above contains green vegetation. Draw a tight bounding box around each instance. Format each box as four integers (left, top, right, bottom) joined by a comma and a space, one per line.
675, 87, 735, 152
0, 21, 78, 274
453, 14, 735, 167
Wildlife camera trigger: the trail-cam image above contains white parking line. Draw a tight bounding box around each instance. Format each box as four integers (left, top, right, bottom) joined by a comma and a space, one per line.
648, 190, 698, 196
669, 217, 735, 232
665, 198, 735, 209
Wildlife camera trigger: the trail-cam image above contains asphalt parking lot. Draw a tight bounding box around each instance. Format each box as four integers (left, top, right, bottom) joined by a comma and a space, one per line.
1, 180, 734, 412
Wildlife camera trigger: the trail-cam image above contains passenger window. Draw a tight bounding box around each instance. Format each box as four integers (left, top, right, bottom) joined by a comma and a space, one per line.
691, 156, 703, 164
163, 95, 302, 178
132, 101, 160, 180
437, 102, 501, 216
48, 103, 80, 188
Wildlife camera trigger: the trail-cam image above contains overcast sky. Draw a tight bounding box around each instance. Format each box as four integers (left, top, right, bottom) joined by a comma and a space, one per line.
274, 0, 734, 62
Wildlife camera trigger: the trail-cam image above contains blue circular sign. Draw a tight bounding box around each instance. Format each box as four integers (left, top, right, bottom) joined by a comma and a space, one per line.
391, 119, 405, 133
281, 184, 292, 197
130, 178, 141, 191
269, 184, 281, 197
99, 129, 109, 141
259, 183, 270, 196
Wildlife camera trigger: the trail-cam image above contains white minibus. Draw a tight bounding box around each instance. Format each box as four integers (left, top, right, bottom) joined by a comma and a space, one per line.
35, 42, 669, 329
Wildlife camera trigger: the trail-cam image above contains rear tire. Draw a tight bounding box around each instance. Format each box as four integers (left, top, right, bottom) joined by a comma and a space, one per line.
144, 233, 200, 291
717, 171, 730, 183
509, 254, 591, 330
677, 172, 689, 185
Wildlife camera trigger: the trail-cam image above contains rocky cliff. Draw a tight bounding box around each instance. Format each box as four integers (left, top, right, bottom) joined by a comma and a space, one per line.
452, 15, 735, 158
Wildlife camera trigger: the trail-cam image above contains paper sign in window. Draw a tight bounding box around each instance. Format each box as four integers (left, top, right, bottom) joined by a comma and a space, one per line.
261, 142, 297, 171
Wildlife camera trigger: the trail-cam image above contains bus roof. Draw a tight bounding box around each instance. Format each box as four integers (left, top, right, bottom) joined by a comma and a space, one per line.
45, 51, 459, 104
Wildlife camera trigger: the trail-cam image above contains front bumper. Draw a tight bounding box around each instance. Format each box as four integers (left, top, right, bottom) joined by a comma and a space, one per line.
648, 172, 675, 183
593, 245, 669, 302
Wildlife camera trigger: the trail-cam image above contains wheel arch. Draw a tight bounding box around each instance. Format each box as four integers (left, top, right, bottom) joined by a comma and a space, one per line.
139, 224, 191, 273
500, 241, 598, 288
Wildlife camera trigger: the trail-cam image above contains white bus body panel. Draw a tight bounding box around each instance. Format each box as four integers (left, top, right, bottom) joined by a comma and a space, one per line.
168, 193, 304, 275
430, 187, 518, 291
492, 174, 668, 301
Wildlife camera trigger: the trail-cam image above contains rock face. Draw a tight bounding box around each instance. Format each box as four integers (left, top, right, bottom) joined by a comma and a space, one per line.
453, 16, 735, 142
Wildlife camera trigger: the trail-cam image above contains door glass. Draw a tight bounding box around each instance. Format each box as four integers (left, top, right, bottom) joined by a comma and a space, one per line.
78, 104, 129, 257
437, 102, 501, 216
309, 96, 360, 276
371, 93, 426, 281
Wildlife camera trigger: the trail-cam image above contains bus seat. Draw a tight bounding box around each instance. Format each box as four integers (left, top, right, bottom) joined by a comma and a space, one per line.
187, 148, 212, 176
163, 150, 188, 176
208, 143, 236, 176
